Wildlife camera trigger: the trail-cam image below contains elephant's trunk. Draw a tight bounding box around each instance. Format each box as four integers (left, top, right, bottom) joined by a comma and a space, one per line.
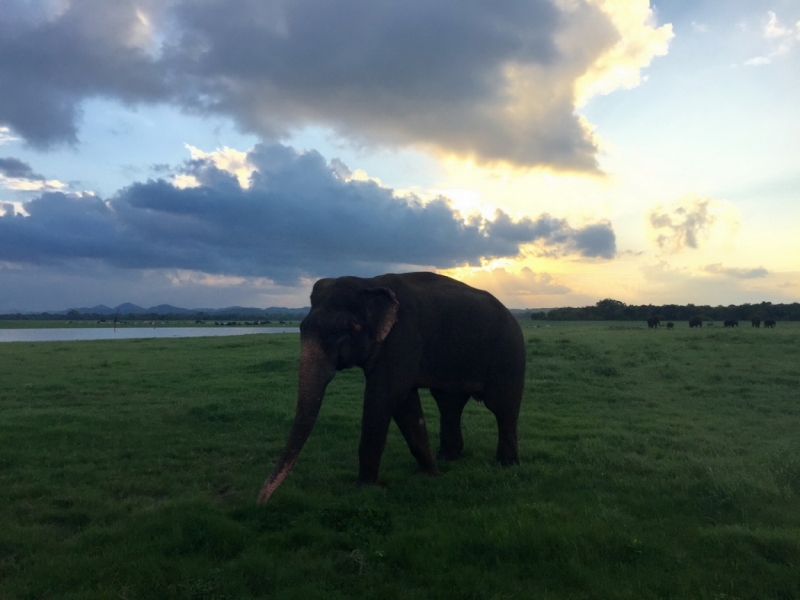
258, 338, 335, 504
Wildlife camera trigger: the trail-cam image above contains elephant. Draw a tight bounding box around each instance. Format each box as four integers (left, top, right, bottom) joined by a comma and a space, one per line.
751, 317, 761, 328
689, 316, 703, 328
666, 322, 674, 329
724, 319, 738, 327
764, 319, 776, 328
647, 316, 660, 329
258, 272, 526, 504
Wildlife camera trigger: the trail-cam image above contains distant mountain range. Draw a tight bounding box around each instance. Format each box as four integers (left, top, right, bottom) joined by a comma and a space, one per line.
2, 303, 310, 316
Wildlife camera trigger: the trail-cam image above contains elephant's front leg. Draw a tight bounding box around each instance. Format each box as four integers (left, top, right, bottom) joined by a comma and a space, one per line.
393, 389, 439, 476
357, 382, 406, 485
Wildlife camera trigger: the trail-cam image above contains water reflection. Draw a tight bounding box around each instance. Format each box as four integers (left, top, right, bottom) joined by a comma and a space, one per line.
0, 327, 299, 343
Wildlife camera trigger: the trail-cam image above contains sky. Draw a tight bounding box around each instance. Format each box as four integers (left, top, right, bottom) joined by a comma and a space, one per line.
1, 0, 798, 312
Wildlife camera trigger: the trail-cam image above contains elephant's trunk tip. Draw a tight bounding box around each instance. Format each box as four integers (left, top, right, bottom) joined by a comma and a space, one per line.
257, 459, 296, 504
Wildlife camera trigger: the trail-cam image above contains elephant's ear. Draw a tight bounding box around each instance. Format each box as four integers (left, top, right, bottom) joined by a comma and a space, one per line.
362, 287, 399, 343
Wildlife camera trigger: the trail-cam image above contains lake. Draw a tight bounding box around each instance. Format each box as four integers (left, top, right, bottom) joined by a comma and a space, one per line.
0, 327, 300, 343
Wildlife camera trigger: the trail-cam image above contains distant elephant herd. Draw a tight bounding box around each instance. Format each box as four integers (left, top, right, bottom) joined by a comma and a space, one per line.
647, 316, 777, 329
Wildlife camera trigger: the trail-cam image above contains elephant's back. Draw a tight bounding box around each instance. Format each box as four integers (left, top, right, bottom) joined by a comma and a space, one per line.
382, 273, 520, 337
382, 272, 525, 388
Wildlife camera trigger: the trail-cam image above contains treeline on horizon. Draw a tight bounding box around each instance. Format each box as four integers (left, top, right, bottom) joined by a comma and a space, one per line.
529, 299, 800, 322
3, 299, 800, 323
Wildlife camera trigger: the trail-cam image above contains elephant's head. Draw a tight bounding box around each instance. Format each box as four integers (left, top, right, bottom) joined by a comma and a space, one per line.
258, 277, 399, 504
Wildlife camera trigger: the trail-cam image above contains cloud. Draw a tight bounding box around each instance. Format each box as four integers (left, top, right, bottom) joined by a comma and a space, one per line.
184, 145, 254, 189
745, 56, 771, 66
0, 0, 671, 170
745, 11, 800, 66
0, 1, 169, 148
573, 0, 673, 103
571, 222, 617, 259
0, 157, 44, 180
484, 211, 616, 259
0, 126, 19, 145
0, 143, 616, 284
0, 156, 66, 192
764, 11, 800, 44
703, 264, 769, 279
647, 196, 737, 254
648, 198, 714, 251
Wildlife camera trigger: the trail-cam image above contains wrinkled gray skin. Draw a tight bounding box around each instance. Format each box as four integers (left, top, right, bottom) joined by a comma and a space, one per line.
258, 272, 526, 504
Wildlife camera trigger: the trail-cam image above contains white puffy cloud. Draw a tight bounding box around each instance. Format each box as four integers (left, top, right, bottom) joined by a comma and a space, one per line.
574, 0, 673, 104
745, 10, 800, 66
764, 11, 800, 44
745, 56, 772, 66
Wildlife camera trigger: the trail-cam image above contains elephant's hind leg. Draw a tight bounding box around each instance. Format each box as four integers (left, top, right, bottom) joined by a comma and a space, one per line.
482, 389, 521, 466
430, 388, 470, 461
393, 389, 439, 476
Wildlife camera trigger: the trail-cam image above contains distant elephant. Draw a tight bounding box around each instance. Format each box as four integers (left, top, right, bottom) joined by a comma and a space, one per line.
666, 322, 674, 329
724, 319, 738, 327
764, 319, 776, 328
258, 272, 526, 504
751, 317, 761, 328
689, 316, 703, 328
647, 316, 661, 329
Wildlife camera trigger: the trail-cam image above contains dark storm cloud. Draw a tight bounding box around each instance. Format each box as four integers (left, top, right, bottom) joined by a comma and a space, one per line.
0, 143, 616, 282
0, 0, 168, 147
0, 0, 622, 169
0, 157, 44, 180
484, 210, 615, 259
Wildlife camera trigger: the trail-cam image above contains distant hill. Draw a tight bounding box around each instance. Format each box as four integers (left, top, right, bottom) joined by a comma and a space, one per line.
115, 303, 195, 315
0, 303, 310, 319
49, 304, 310, 316
67, 304, 116, 315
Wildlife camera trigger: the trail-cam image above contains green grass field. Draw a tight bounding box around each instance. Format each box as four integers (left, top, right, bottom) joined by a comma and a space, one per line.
1, 322, 799, 599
